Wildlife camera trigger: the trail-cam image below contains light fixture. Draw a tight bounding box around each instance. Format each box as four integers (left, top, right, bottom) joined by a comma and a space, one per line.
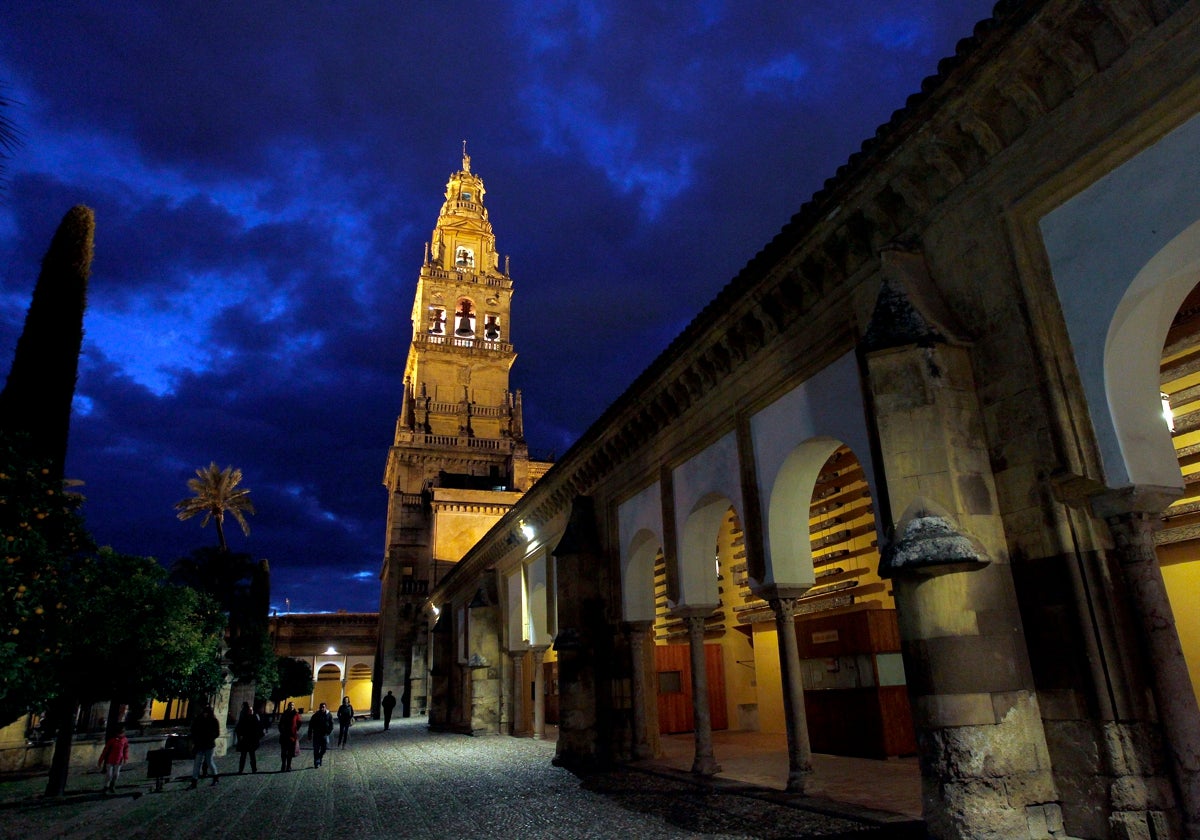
1162, 391, 1176, 433
324, 646, 338, 655
431, 604, 441, 617
520, 521, 536, 542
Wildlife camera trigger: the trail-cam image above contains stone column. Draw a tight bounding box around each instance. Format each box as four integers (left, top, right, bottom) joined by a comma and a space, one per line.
532, 646, 549, 740
1095, 488, 1200, 839
508, 650, 527, 736
764, 592, 813, 792
626, 621, 656, 761
679, 607, 720, 776
861, 256, 1061, 839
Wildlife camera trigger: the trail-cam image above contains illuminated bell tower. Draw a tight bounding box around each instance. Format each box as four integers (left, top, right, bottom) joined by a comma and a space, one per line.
376, 146, 536, 718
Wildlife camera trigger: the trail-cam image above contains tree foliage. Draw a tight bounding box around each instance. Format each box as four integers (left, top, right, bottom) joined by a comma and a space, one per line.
174, 463, 254, 551
0, 433, 94, 720
169, 547, 272, 686
271, 656, 313, 707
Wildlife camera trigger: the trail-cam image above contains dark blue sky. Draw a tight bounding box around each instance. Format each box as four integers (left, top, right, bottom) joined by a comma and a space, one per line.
0, 2, 997, 613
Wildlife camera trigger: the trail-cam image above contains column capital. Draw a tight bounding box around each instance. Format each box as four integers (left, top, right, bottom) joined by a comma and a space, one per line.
751, 584, 810, 603
1089, 484, 1181, 521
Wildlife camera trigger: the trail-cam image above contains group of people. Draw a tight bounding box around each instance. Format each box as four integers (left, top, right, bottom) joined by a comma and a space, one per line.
99, 694, 373, 792
271, 696, 356, 773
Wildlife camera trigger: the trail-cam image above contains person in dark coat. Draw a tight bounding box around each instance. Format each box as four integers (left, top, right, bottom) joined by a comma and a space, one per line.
336, 696, 354, 748
234, 701, 263, 773
278, 702, 300, 772
307, 702, 335, 768
381, 691, 396, 731
188, 706, 221, 789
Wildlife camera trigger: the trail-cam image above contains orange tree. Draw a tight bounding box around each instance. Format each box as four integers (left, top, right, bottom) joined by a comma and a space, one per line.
1, 433, 229, 795
0, 433, 93, 719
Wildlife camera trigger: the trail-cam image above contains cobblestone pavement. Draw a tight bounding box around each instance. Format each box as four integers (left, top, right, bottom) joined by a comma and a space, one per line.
0, 719, 923, 840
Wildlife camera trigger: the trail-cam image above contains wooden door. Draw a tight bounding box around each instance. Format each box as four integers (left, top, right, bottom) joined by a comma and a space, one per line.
654, 644, 727, 734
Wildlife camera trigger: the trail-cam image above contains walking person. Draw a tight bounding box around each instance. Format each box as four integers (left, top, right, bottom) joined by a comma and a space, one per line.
278, 702, 300, 772
307, 702, 334, 768
97, 725, 129, 794
188, 706, 220, 789
234, 701, 263, 773
381, 690, 396, 731
336, 696, 354, 748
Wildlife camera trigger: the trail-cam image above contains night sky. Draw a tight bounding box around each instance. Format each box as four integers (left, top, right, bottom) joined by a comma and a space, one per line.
0, 2, 997, 614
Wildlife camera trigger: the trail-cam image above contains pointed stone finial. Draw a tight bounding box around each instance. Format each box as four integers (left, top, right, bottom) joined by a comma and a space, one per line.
462, 140, 471, 173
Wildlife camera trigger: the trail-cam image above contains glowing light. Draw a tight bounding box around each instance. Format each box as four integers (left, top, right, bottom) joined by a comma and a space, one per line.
521, 522, 536, 542
1163, 391, 1175, 433
324, 646, 338, 655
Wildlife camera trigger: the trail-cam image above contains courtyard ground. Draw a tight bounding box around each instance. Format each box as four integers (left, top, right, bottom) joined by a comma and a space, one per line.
0, 718, 923, 839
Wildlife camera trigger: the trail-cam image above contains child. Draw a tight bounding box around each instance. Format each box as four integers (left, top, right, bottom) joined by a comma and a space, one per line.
98, 726, 130, 794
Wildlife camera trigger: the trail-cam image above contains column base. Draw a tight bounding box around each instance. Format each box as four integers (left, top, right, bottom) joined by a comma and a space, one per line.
785, 767, 811, 794
691, 755, 722, 776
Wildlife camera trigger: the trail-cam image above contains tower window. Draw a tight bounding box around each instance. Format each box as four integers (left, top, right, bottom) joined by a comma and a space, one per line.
428, 307, 446, 335
484, 314, 501, 341
454, 298, 476, 337
455, 247, 475, 268
461, 191, 472, 201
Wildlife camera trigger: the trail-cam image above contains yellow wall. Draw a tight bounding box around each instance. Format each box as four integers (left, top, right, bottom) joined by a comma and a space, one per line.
1161, 554, 1200, 703
752, 625, 785, 734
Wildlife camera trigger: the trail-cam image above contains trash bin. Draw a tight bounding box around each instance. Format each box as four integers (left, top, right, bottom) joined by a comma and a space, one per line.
146, 749, 172, 792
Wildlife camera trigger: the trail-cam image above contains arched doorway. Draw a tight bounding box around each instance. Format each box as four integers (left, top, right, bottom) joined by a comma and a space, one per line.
313, 663, 343, 712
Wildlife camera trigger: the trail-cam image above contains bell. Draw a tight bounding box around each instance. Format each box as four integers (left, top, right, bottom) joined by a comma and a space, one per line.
455, 314, 473, 336
484, 317, 500, 341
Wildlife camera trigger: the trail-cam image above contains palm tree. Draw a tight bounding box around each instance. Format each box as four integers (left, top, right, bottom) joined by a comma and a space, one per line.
0, 84, 23, 191
175, 462, 255, 551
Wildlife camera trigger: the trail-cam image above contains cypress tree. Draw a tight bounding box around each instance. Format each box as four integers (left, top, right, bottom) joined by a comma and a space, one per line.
0, 205, 93, 480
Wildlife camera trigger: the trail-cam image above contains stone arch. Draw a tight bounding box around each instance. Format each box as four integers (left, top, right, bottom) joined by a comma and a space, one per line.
622, 528, 661, 623
749, 352, 881, 587
763, 436, 842, 589
618, 481, 666, 622
671, 433, 744, 609
526, 549, 552, 647
1040, 110, 1200, 488
1106, 221, 1200, 488
677, 492, 734, 607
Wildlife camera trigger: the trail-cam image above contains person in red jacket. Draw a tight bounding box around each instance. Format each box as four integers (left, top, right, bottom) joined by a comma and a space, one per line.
98, 726, 130, 794
278, 702, 300, 772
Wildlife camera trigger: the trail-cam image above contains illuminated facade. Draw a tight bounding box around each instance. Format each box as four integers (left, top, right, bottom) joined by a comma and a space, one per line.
271, 612, 377, 714
423, 2, 1200, 839
374, 149, 550, 723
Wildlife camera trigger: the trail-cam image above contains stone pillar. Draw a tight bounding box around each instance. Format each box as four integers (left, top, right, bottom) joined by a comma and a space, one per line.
626, 621, 657, 761
765, 592, 813, 792
1095, 488, 1200, 840
678, 607, 720, 776
532, 646, 549, 739
508, 650, 527, 736
862, 253, 1062, 839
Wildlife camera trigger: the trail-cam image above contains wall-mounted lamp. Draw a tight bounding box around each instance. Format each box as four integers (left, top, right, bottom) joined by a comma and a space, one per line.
520, 522, 536, 542
1162, 391, 1176, 433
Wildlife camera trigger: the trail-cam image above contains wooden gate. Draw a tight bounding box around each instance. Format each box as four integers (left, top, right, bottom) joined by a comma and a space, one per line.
655, 644, 727, 734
